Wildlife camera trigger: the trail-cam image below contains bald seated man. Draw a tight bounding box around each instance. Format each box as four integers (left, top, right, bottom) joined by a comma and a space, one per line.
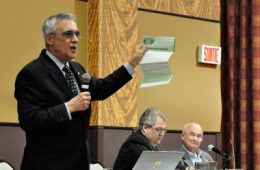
179, 122, 214, 169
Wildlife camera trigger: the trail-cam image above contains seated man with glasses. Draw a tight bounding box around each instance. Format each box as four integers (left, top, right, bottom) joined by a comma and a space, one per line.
113, 107, 168, 170
179, 122, 214, 169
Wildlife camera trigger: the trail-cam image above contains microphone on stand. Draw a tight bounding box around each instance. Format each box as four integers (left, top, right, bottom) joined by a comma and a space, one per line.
208, 144, 230, 160
80, 73, 91, 91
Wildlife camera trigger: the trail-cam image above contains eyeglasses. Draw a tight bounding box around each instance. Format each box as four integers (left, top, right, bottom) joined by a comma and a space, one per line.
151, 127, 167, 135
62, 30, 81, 39
184, 132, 203, 140
51, 30, 81, 39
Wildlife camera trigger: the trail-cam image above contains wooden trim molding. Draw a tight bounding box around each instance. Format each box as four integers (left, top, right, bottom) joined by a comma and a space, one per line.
138, 0, 220, 21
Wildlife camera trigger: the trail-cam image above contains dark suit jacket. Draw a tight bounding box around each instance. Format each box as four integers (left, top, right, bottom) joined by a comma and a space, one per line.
179, 144, 214, 167
113, 130, 157, 170
14, 49, 132, 170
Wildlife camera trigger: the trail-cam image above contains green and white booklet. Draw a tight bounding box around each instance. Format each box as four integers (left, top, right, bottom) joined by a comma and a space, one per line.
140, 35, 175, 88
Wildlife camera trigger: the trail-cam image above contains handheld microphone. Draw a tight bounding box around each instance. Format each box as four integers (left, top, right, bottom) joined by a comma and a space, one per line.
80, 73, 91, 91
208, 144, 230, 160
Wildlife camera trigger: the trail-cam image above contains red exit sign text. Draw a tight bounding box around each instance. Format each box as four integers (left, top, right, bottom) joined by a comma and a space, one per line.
198, 45, 221, 65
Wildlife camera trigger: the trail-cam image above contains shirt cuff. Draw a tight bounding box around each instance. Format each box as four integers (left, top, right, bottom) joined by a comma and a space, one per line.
64, 103, 72, 120
123, 62, 135, 76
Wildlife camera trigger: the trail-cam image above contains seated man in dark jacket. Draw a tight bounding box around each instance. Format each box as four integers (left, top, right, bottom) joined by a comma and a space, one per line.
113, 107, 168, 170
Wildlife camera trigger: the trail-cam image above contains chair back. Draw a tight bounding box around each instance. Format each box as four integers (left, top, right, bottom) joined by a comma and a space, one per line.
90, 159, 105, 170
0, 160, 15, 170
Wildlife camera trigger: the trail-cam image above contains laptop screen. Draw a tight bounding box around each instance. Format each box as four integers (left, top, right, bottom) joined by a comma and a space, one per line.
133, 151, 184, 170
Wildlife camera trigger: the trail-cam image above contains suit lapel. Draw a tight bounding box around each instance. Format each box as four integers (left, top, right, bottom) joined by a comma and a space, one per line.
183, 155, 194, 166
180, 145, 195, 166
39, 51, 73, 97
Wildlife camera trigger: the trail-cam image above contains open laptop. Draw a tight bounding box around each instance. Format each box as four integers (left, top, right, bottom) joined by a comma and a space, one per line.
132, 151, 184, 170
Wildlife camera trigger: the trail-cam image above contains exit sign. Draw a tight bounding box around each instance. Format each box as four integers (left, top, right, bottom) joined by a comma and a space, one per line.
198, 45, 221, 65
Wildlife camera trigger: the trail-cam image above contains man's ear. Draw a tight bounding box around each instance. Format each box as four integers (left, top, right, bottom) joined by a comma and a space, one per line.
181, 133, 185, 140
142, 124, 149, 133
45, 34, 54, 45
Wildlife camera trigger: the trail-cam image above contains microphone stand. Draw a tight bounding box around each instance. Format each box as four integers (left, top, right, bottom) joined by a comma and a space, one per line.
222, 157, 228, 170
222, 154, 230, 170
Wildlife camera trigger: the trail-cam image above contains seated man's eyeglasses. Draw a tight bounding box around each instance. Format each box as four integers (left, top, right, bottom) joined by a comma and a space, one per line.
152, 127, 167, 135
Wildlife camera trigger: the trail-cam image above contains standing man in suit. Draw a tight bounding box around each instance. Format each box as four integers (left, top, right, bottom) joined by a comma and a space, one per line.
179, 122, 214, 168
14, 12, 147, 170
113, 107, 168, 170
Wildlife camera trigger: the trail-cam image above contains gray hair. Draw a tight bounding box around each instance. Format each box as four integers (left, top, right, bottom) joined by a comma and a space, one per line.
138, 107, 168, 129
42, 12, 76, 37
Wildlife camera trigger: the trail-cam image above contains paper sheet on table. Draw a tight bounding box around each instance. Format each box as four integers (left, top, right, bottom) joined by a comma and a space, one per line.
140, 36, 175, 88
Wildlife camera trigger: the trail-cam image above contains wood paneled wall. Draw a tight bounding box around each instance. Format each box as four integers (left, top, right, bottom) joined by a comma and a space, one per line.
88, 0, 140, 127
87, 0, 220, 127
